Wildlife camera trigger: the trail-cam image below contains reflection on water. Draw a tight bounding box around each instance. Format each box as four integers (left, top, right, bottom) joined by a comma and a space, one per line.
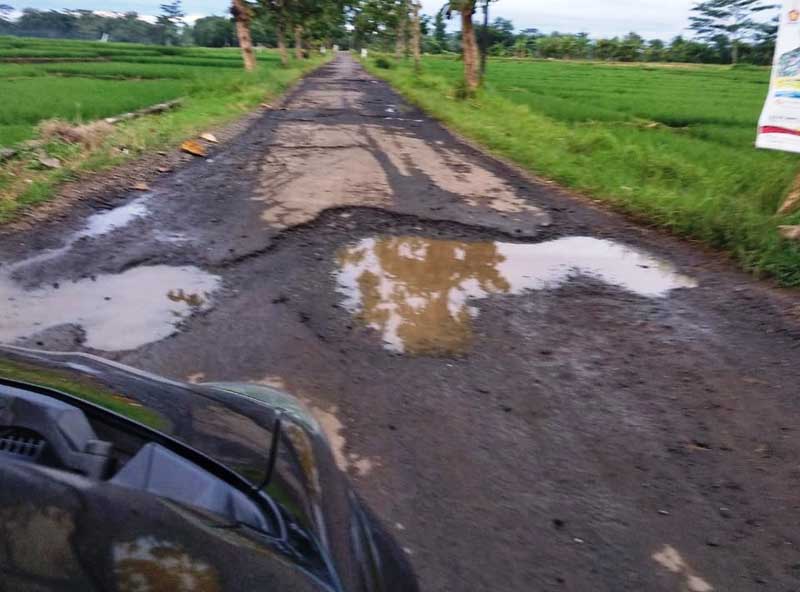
0, 265, 220, 351
114, 536, 219, 592
335, 236, 697, 355
82, 198, 150, 238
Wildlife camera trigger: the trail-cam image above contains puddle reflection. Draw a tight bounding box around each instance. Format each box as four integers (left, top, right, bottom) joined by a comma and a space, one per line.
0, 265, 220, 351
335, 236, 697, 355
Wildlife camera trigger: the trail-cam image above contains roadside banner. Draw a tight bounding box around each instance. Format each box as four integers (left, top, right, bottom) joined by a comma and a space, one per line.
757, 0, 800, 153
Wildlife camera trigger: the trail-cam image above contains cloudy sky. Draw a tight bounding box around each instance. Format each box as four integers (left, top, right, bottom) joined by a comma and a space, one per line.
19, 0, 698, 40
421, 0, 696, 39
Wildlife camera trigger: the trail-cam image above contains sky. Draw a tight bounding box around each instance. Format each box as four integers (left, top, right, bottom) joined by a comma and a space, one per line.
17, 0, 698, 40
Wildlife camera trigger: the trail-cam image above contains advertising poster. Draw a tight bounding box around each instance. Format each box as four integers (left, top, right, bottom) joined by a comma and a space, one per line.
757, 0, 800, 153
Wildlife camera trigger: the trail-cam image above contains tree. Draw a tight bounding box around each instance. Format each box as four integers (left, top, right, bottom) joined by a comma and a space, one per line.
193, 15, 236, 47
395, 0, 409, 58
231, 0, 256, 70
644, 39, 666, 62
410, 0, 421, 71
0, 4, 13, 20
156, 0, 184, 45
690, 0, 778, 63
260, 0, 289, 64
616, 31, 644, 61
443, 1, 480, 93
433, 9, 447, 48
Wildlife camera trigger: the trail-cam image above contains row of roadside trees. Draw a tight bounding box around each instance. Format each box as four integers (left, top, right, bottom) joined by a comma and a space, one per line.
352, 0, 780, 92
0, 0, 783, 89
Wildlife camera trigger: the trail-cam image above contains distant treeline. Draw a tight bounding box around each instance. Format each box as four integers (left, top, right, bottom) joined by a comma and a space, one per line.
418, 16, 776, 66
0, 7, 336, 49
0, 6, 778, 65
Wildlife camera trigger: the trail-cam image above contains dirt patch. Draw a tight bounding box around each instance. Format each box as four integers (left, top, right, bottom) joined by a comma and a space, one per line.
287, 89, 366, 110
257, 146, 391, 228
273, 122, 366, 148
365, 126, 547, 217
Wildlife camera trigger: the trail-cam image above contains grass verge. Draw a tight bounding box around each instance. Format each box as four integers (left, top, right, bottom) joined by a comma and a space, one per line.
363, 55, 800, 287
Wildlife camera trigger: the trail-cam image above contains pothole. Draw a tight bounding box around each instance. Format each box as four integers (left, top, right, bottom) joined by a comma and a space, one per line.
7, 197, 152, 274
0, 265, 221, 351
334, 235, 697, 355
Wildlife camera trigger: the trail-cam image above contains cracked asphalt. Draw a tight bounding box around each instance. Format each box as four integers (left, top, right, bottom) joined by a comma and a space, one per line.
3, 54, 800, 591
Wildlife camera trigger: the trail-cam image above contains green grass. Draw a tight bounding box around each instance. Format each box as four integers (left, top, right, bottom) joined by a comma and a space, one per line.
1, 77, 188, 126
0, 38, 298, 147
364, 55, 800, 286
0, 35, 327, 222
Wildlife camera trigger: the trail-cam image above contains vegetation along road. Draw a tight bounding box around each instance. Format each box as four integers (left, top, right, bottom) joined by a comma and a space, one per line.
0, 36, 324, 221
2, 54, 800, 591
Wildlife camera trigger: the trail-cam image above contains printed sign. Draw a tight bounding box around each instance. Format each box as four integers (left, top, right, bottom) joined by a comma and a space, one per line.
757, 0, 800, 153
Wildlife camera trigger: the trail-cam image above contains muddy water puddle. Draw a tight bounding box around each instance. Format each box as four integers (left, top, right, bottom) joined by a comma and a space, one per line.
335, 236, 697, 355
0, 265, 220, 351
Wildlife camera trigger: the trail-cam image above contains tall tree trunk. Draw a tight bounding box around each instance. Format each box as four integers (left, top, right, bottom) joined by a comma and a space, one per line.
461, 7, 480, 92
732, 40, 739, 64
294, 24, 304, 60
411, 1, 421, 72
395, 0, 408, 59
479, 0, 489, 79
231, 0, 256, 71
277, 19, 288, 66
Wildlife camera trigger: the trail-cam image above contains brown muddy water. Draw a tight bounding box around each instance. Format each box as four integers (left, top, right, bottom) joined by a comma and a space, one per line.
335, 236, 697, 355
0, 265, 220, 351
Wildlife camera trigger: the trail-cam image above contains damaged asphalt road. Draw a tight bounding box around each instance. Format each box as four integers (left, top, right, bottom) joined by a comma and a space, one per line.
2, 54, 800, 591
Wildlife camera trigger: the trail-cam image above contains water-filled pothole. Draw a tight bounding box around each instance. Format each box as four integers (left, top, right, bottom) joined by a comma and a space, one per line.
335, 236, 697, 355
6, 197, 152, 274
0, 265, 220, 351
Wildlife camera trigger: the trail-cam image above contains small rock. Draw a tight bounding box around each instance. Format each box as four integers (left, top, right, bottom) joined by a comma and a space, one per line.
261, 103, 273, 109
552, 519, 565, 530
38, 155, 61, 169
658, 509, 670, 516
157, 166, 172, 173
573, 537, 585, 544
131, 182, 150, 191
0, 148, 17, 162
200, 132, 219, 144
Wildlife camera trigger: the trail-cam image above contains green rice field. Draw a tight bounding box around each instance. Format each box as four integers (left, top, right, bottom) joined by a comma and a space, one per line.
0, 36, 299, 147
